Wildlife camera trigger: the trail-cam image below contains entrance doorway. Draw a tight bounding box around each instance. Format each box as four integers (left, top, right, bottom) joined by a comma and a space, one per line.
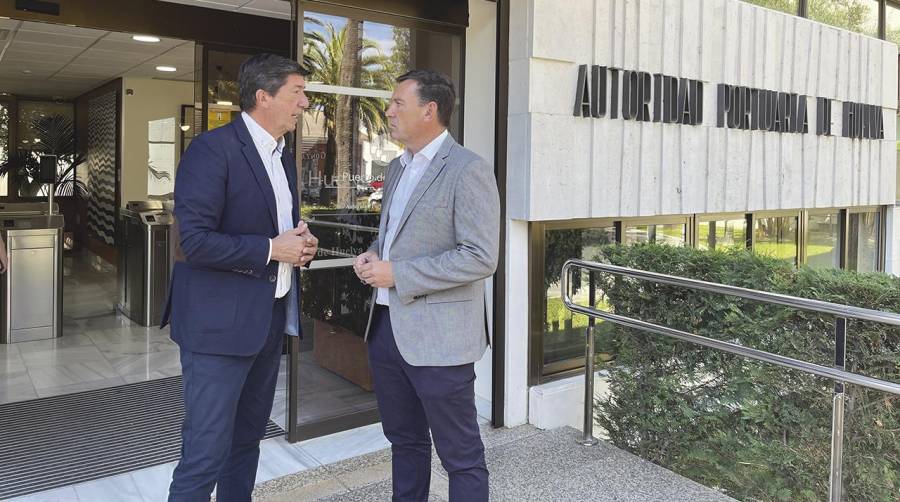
287, 3, 467, 441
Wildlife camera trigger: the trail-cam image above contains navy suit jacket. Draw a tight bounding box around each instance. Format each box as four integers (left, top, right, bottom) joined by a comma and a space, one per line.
161, 117, 302, 356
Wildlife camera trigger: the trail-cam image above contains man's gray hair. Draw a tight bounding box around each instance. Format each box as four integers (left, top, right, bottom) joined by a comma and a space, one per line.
238, 53, 309, 112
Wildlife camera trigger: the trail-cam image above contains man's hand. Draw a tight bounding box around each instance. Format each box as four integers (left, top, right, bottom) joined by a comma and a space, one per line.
357, 258, 394, 288
353, 250, 379, 280
297, 223, 318, 267
271, 222, 310, 266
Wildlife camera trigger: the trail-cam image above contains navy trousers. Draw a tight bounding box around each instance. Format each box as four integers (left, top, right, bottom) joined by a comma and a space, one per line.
168, 297, 285, 502
367, 305, 489, 502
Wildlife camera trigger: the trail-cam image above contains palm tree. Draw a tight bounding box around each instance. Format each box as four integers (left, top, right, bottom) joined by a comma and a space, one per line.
0, 113, 88, 198
303, 18, 393, 208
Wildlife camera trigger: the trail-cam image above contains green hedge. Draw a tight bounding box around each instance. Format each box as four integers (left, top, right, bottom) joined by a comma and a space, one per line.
590, 244, 900, 501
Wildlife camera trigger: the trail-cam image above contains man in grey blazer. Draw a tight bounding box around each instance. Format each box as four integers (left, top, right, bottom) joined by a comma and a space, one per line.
354, 69, 499, 501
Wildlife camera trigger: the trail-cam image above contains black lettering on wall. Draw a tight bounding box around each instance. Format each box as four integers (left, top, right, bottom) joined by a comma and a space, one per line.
591, 66, 606, 118
574, 64, 591, 117
717, 83, 729, 127
653, 74, 663, 122
691, 81, 703, 125
609, 69, 619, 119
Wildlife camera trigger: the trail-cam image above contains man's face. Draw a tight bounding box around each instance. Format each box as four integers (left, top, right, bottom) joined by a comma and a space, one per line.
264, 73, 309, 137
386, 79, 430, 145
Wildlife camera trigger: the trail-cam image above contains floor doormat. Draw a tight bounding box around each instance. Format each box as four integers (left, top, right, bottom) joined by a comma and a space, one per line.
0, 376, 283, 499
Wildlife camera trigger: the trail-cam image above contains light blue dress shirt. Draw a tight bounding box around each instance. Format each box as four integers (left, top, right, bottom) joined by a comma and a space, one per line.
376, 129, 449, 306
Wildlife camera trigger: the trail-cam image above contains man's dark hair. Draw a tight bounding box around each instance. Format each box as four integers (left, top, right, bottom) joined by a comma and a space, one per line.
238, 53, 309, 112
396, 69, 456, 127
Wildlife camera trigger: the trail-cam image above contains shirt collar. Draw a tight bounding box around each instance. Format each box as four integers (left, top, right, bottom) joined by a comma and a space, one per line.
242, 111, 284, 155
400, 129, 449, 167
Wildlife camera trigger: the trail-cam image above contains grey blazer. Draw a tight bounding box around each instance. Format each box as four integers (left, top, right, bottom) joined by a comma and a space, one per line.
363, 134, 500, 366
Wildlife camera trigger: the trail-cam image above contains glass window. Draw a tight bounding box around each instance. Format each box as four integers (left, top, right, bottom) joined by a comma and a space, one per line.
897, 115, 900, 202
754, 215, 799, 265
542, 226, 616, 374
698, 218, 747, 251
304, 12, 462, 136
623, 223, 686, 246
848, 211, 880, 272
809, 0, 879, 38
294, 10, 465, 436
742, 0, 799, 15
888, 3, 900, 46
807, 212, 841, 269
15, 100, 75, 198
205, 49, 250, 131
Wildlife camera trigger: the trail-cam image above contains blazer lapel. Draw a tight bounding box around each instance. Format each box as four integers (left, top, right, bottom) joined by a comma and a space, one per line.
378, 159, 404, 255
282, 149, 300, 225
381, 158, 404, 218
392, 135, 454, 239
234, 118, 279, 231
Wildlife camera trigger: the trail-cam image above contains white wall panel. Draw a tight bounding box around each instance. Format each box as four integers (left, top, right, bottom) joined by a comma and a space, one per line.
507, 0, 898, 221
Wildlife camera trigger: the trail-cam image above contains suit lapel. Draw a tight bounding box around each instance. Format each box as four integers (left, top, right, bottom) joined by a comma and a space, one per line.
381, 158, 404, 218
234, 117, 279, 231
392, 135, 454, 239
378, 159, 404, 255
282, 149, 300, 225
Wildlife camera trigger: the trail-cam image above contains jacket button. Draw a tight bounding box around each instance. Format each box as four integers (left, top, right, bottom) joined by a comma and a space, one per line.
269, 274, 277, 283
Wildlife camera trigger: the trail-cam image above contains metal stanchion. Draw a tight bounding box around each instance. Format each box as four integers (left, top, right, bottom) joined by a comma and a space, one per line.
580, 270, 598, 446
828, 317, 847, 502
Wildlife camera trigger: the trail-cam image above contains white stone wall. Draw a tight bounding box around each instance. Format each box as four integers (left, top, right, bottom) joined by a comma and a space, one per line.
508, 0, 899, 221
465, 0, 498, 415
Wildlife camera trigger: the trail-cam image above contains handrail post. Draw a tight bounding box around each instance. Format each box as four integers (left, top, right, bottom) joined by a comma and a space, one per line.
580, 270, 598, 446
829, 317, 847, 501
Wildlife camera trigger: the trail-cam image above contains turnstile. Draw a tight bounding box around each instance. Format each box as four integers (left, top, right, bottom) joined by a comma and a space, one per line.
117, 201, 173, 327
0, 203, 64, 343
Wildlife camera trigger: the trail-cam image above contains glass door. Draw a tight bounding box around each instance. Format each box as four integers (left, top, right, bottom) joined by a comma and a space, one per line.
286, 2, 463, 441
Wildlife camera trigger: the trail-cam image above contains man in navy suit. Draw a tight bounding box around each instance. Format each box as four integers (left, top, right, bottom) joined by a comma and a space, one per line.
161, 53, 317, 502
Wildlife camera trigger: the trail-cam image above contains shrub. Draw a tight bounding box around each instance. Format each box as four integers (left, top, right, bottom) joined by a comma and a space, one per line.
591, 244, 900, 501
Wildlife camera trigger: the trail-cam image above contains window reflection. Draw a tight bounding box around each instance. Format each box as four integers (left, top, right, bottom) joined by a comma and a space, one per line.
808, 0, 879, 38
888, 3, 900, 46
543, 227, 616, 372
300, 95, 395, 211
848, 211, 880, 272
698, 218, 747, 251
807, 213, 841, 269
13, 100, 76, 198
754, 216, 798, 265
623, 223, 686, 246
742, 0, 799, 15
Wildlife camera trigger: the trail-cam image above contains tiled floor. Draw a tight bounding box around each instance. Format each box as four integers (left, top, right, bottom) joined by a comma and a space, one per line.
5, 409, 494, 502
2, 249, 496, 501
1, 250, 181, 405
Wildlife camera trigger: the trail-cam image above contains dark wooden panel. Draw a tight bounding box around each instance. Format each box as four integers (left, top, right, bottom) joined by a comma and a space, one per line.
0, 0, 290, 51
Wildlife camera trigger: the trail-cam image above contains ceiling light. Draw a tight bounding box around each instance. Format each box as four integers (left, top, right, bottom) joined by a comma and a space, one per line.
21, 69, 31, 74
216, 100, 233, 106
180, 125, 190, 132
132, 35, 160, 43
155, 66, 177, 72
33, 138, 41, 143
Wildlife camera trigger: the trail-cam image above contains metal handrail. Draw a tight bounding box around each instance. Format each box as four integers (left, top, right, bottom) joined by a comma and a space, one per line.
561, 258, 900, 502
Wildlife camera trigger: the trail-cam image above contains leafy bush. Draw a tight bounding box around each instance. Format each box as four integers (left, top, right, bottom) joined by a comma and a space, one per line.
591, 244, 900, 501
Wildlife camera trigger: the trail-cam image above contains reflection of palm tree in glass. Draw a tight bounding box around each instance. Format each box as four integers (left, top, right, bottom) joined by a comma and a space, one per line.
304, 19, 395, 208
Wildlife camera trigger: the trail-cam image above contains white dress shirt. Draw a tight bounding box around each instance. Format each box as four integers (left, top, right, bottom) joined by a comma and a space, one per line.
242, 112, 294, 298
376, 129, 449, 306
